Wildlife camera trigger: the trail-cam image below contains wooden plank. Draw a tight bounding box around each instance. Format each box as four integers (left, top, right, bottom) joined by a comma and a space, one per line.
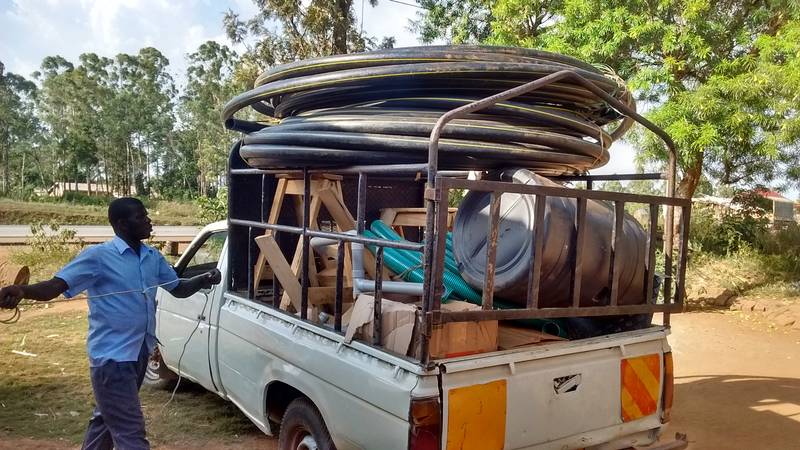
253, 177, 288, 291
319, 188, 355, 230
307, 286, 354, 306
255, 235, 301, 312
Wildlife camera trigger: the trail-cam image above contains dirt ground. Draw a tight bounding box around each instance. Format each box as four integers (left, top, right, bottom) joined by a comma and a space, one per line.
0, 301, 798, 449
664, 311, 800, 449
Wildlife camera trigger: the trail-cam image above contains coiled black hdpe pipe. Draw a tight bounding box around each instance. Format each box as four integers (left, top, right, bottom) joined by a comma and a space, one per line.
223, 46, 635, 173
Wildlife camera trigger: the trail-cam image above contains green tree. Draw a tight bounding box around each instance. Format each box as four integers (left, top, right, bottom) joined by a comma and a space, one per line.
179, 41, 243, 196
33, 49, 177, 197
415, 0, 800, 199
223, 0, 392, 86
0, 61, 39, 196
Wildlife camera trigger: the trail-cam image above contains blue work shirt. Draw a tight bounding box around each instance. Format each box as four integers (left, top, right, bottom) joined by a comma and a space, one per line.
56, 236, 179, 367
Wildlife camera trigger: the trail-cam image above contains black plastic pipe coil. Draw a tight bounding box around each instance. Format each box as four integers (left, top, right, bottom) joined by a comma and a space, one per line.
223, 46, 635, 174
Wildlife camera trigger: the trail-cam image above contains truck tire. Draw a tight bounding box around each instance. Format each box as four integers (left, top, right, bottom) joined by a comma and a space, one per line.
143, 348, 177, 390
278, 397, 335, 450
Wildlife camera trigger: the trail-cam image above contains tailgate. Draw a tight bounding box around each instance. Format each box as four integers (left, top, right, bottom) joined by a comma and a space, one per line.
438, 328, 671, 450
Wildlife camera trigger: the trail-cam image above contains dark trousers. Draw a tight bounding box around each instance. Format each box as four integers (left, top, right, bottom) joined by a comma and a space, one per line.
82, 343, 150, 450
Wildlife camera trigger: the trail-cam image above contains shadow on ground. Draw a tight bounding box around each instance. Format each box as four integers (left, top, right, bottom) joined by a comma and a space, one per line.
669, 374, 800, 449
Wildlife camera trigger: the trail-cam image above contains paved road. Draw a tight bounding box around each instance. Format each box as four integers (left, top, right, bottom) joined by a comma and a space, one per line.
0, 224, 201, 244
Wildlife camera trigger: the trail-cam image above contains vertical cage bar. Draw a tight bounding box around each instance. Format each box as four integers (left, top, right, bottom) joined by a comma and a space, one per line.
644, 204, 659, 304
334, 240, 345, 332
373, 247, 384, 345
675, 205, 691, 307
260, 174, 268, 222
570, 197, 587, 308
609, 201, 625, 306
300, 167, 310, 320
431, 182, 450, 312
247, 226, 254, 300
482, 191, 501, 311
356, 173, 367, 234
526, 194, 546, 308
586, 179, 593, 190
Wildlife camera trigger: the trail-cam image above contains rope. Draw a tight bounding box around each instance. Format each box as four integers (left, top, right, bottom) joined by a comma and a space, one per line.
1, 280, 179, 325
161, 290, 210, 409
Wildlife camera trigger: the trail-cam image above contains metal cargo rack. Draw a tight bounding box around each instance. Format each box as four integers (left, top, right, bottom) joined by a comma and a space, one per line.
227, 69, 691, 366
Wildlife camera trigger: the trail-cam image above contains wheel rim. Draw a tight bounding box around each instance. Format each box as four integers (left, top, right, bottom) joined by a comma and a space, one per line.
287, 426, 318, 450
298, 435, 317, 450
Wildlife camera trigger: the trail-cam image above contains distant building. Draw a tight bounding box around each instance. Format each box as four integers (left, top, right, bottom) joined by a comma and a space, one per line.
693, 190, 797, 224
34, 181, 137, 198
756, 189, 796, 223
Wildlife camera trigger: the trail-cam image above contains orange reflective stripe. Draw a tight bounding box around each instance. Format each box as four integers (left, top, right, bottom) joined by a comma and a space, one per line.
621, 354, 661, 422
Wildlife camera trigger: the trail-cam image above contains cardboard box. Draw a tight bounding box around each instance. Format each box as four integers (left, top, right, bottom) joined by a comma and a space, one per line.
497, 323, 565, 350
429, 301, 498, 359
343, 294, 419, 356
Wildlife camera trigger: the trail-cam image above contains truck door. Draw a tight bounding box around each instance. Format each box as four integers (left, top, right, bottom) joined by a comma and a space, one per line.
156, 229, 227, 392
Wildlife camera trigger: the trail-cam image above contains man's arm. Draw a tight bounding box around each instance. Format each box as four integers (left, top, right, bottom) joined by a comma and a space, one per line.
0, 277, 68, 309
168, 269, 222, 298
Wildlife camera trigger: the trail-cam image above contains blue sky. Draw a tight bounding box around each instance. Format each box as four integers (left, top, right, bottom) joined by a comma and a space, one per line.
5, 0, 775, 193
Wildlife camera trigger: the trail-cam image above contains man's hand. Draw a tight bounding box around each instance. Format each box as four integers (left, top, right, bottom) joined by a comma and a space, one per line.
169, 269, 222, 298
202, 269, 222, 289
0, 285, 24, 309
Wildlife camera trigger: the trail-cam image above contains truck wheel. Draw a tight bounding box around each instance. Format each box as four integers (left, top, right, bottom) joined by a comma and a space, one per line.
278, 398, 335, 450
143, 348, 177, 390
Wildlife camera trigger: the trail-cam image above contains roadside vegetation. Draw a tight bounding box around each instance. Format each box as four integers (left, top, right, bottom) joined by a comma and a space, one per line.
0, 307, 260, 445
686, 193, 800, 306
0, 195, 202, 226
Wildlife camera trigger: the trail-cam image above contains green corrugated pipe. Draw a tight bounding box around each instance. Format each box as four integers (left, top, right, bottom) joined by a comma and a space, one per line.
362, 230, 454, 299
366, 225, 477, 302
370, 220, 459, 275
366, 222, 565, 337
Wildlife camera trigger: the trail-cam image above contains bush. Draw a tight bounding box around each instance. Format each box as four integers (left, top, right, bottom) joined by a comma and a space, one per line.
195, 187, 227, 223
10, 221, 85, 281
689, 191, 771, 255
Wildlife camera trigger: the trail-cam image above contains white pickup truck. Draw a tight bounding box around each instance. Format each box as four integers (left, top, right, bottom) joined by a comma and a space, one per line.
149, 220, 686, 450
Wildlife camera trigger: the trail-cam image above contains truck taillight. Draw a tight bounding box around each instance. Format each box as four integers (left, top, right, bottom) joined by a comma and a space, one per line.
662, 352, 674, 423
409, 397, 440, 450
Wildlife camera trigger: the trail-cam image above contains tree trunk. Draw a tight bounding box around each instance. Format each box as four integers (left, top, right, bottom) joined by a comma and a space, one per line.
332, 0, 351, 54
676, 153, 704, 199
2, 143, 8, 195
125, 141, 131, 196
20, 152, 25, 194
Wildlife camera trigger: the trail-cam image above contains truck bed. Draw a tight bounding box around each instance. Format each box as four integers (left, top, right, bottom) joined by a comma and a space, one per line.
215, 291, 670, 450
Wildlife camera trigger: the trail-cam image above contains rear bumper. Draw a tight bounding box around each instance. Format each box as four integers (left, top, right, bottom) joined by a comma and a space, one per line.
636, 433, 688, 450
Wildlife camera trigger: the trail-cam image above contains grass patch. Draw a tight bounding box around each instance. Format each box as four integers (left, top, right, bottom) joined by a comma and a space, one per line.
0, 198, 202, 225
0, 307, 260, 445
686, 248, 800, 299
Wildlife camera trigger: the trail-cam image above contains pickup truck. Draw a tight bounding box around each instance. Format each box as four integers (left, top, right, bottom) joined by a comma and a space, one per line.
148, 219, 685, 450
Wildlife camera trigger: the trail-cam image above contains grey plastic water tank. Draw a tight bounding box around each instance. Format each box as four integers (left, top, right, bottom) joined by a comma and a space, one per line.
452, 169, 648, 308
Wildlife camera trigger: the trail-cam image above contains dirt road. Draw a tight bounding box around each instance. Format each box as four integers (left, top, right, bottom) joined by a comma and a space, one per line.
1, 306, 797, 450
665, 311, 800, 449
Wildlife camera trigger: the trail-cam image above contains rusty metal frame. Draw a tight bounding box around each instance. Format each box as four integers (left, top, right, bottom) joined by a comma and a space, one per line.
419, 69, 687, 364
229, 68, 691, 365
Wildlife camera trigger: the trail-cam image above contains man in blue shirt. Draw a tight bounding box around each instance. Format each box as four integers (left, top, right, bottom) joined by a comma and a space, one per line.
0, 197, 221, 450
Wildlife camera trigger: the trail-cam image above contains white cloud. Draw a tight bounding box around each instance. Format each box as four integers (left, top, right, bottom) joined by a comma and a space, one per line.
0, 0, 245, 86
